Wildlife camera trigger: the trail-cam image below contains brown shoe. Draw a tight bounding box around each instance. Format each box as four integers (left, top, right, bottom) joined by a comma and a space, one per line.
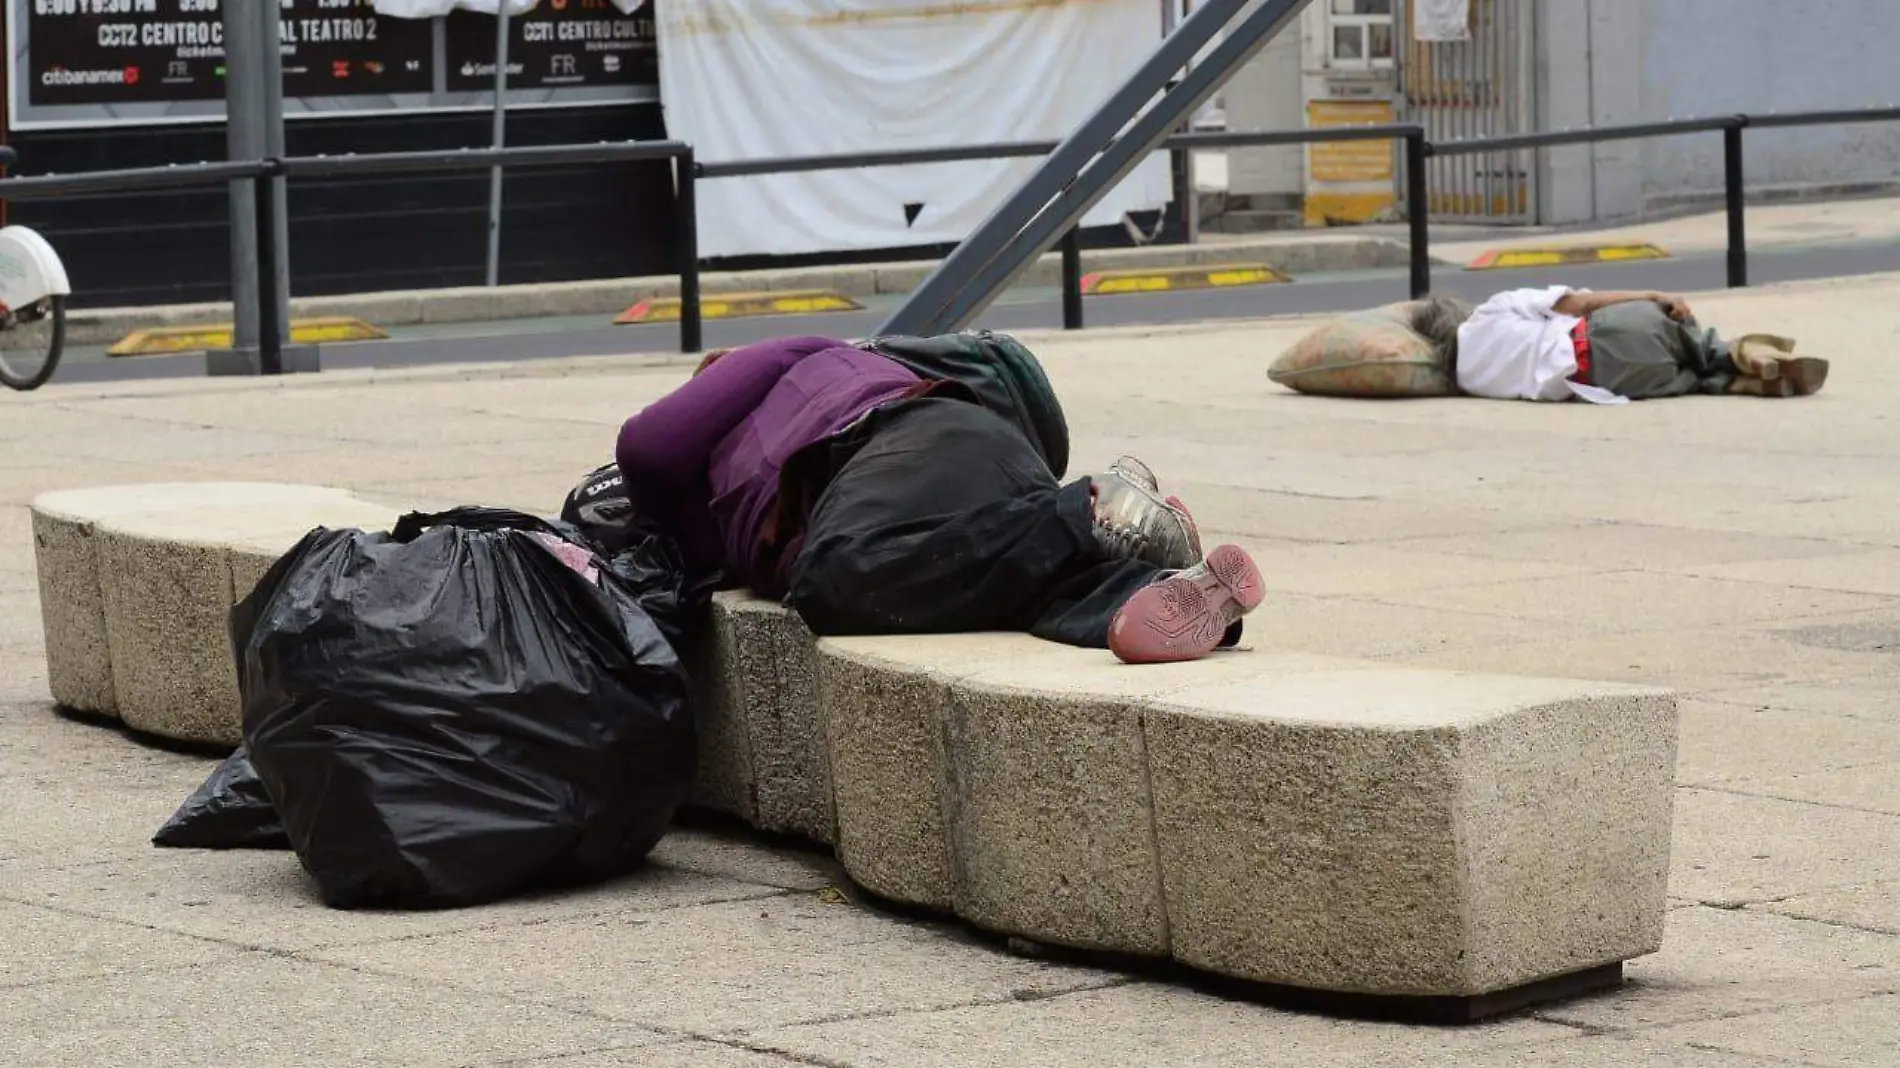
1779, 357, 1830, 395
1727, 359, 1828, 398
1730, 333, 1797, 378
1731, 334, 1829, 395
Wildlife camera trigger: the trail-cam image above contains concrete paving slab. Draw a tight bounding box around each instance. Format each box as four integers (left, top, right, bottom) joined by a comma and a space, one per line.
1676, 700, 1900, 786
1385, 1037, 1813, 1066
1699, 676, 1900, 723
1394, 625, 1897, 693
0, 954, 664, 1067
1125, 480, 1563, 544
0, 707, 219, 862
748, 981, 1573, 1068
310, 896, 1121, 1035
1671, 788, 1900, 906
0, 899, 238, 986
1764, 881, 1900, 937
0, 846, 788, 953
1393, 523, 1865, 574
1221, 540, 1594, 598
1379, 572, 1897, 630
518, 1042, 811, 1067
1241, 589, 1600, 659
1534, 906, 1900, 1031
1650, 992, 1900, 1068
1686, 549, 1900, 599
1723, 761, 1900, 815
647, 830, 835, 893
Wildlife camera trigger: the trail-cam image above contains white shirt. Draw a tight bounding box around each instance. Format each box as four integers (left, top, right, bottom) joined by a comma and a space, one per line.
1454, 285, 1625, 405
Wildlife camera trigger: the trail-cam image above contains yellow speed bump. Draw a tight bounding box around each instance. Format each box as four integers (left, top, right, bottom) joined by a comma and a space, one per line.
1079, 262, 1289, 296
108, 317, 387, 357
1466, 243, 1670, 271
615, 289, 863, 324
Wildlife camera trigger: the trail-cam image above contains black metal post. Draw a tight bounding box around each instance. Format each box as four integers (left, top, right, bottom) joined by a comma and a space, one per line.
1405, 131, 1431, 299
255, 163, 284, 375
1724, 122, 1748, 288
677, 150, 703, 354
1061, 228, 1084, 330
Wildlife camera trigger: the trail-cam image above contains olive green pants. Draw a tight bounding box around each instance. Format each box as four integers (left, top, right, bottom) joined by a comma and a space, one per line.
1585, 302, 1736, 398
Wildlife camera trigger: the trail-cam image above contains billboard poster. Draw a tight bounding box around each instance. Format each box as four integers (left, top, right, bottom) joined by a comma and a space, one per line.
445, 0, 655, 92
23, 0, 435, 108
3, 0, 659, 130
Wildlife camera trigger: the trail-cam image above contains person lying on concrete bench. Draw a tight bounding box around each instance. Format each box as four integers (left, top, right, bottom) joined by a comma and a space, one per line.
1418, 287, 1829, 403
613, 335, 1264, 664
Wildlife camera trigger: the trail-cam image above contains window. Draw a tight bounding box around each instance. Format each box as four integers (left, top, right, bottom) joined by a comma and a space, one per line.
1328, 0, 1397, 70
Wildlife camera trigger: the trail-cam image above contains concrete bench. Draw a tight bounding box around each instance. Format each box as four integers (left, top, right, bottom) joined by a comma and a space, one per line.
31, 482, 1678, 1017
32, 484, 403, 745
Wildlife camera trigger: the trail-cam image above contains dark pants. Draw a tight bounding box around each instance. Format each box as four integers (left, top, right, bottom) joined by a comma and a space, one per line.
1585, 303, 1735, 398
787, 398, 1159, 648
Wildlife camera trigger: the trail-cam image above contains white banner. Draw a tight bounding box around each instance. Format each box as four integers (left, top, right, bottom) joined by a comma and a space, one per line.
657, 0, 1173, 259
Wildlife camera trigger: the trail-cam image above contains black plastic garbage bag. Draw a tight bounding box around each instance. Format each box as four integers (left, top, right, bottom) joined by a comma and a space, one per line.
152, 747, 289, 850
236, 506, 696, 910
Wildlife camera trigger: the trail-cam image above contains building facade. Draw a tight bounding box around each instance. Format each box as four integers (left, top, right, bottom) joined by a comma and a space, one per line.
1220, 0, 1900, 227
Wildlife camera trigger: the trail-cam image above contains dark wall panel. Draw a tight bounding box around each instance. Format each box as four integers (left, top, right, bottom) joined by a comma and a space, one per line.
5, 104, 675, 308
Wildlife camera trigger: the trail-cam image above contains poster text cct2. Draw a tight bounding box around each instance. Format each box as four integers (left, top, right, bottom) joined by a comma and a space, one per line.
445, 0, 656, 92
27, 0, 435, 107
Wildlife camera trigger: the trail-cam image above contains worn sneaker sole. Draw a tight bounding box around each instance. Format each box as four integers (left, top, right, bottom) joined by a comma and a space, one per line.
1108, 544, 1265, 665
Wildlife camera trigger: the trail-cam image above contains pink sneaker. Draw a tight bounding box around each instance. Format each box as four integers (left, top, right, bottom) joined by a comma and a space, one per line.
1108, 544, 1265, 665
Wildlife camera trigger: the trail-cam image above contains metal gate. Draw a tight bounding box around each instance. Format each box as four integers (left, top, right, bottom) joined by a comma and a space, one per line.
1395, 0, 1537, 222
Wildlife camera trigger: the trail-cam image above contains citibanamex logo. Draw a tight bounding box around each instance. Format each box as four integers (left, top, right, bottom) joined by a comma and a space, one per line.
123, 66, 140, 85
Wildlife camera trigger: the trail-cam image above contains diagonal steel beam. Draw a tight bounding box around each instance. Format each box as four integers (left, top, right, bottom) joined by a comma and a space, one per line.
879, 0, 1313, 338
923, 0, 1311, 336
877, 0, 1267, 337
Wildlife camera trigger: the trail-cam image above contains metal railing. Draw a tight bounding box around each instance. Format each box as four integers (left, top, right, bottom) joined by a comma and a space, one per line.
695, 123, 1430, 332
3, 106, 1900, 378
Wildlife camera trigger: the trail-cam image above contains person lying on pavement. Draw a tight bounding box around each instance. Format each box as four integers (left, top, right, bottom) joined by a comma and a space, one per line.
613, 335, 1265, 665
1411, 287, 1828, 404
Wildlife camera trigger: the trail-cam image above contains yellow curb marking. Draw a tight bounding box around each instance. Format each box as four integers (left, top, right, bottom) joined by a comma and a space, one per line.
1080, 263, 1290, 296
1466, 243, 1671, 270
615, 289, 864, 324
107, 316, 388, 357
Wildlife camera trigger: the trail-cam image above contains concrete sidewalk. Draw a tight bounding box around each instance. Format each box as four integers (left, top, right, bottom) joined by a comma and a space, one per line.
4, 273, 1900, 1065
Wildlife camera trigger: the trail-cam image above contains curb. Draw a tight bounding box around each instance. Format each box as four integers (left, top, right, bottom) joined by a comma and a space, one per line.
63, 234, 1414, 348
1465, 243, 1670, 270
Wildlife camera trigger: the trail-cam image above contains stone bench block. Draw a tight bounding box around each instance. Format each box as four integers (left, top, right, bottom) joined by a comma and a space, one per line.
1145, 670, 1674, 997
942, 650, 1343, 957
685, 593, 833, 843
32, 485, 401, 745
31, 483, 361, 719
35, 482, 1678, 1015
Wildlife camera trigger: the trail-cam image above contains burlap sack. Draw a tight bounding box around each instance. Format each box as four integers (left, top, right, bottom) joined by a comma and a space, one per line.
1268, 301, 1455, 398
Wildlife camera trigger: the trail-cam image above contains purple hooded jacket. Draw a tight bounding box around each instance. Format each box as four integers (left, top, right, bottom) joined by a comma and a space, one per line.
615, 335, 933, 597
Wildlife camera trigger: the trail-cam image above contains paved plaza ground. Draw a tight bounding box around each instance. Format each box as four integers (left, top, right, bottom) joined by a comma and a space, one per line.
3, 272, 1899, 1066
